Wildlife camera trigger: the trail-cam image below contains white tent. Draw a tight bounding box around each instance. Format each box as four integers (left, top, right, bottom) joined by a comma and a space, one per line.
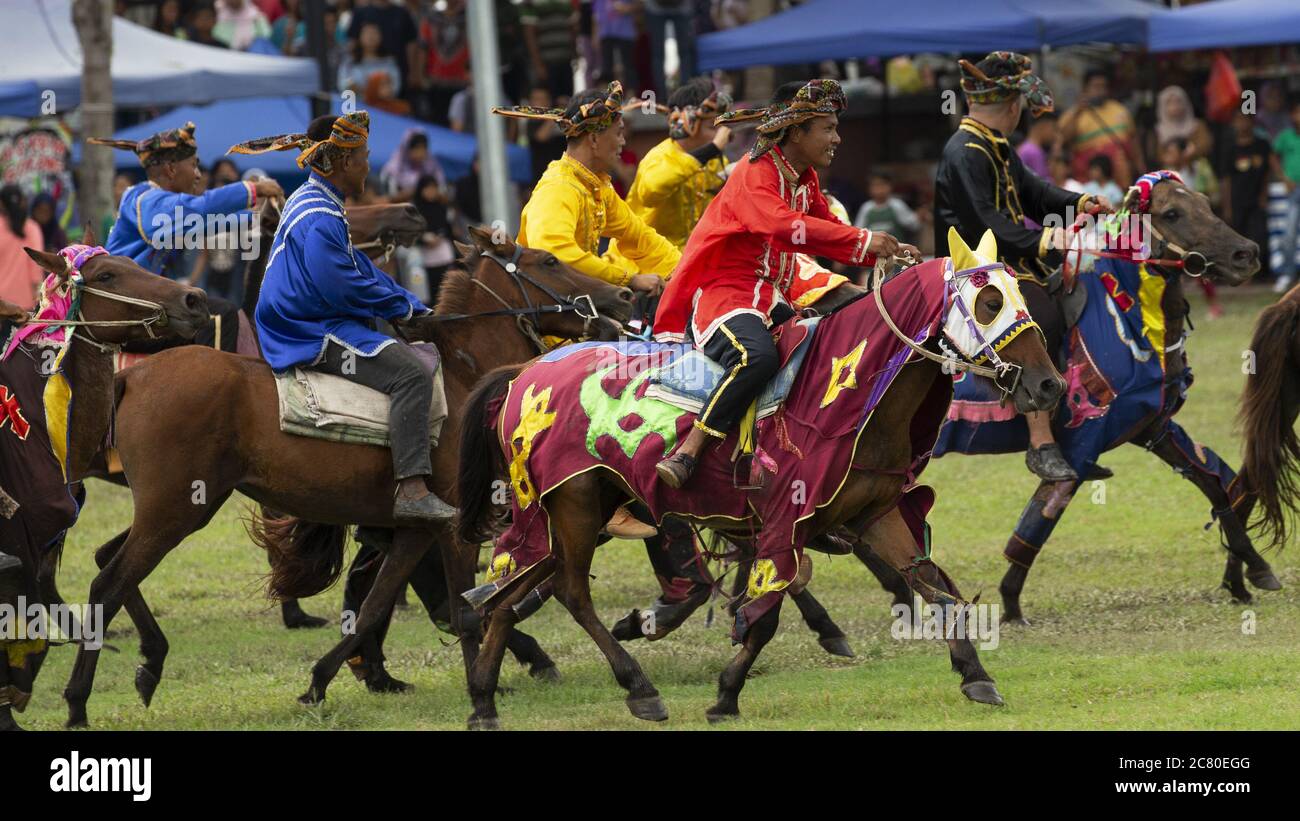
0, 0, 319, 117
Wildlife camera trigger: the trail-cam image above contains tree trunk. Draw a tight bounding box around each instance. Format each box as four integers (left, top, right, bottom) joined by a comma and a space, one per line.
73, 0, 114, 238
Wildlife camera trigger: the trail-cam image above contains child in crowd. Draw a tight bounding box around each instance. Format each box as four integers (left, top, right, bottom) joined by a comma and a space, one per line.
1083, 155, 1125, 206
853, 171, 920, 243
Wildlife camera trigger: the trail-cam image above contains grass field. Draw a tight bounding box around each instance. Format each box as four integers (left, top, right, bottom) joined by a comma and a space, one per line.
19, 286, 1300, 731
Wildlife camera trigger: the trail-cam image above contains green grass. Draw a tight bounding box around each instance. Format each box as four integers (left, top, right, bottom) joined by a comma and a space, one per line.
20, 286, 1300, 730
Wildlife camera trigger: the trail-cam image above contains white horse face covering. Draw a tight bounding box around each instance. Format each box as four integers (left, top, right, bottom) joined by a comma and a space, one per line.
941, 259, 1038, 365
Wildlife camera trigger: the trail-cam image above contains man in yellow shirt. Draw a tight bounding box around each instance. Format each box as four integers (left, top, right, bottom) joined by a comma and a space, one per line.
495, 83, 712, 640
498, 82, 680, 297
606, 77, 733, 268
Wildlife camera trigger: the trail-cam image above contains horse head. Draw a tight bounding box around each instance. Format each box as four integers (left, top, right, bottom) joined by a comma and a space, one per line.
347, 202, 427, 252
450, 224, 635, 342
943, 227, 1064, 413
1144, 176, 1259, 285
22, 224, 210, 346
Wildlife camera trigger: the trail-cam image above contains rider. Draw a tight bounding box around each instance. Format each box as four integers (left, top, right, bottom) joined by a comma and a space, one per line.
230, 112, 454, 524
604, 77, 733, 268
652, 79, 914, 487
89, 122, 283, 351
933, 52, 1113, 484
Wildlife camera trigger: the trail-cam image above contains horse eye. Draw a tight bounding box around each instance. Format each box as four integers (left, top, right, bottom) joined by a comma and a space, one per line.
545, 256, 558, 266
1162, 209, 1179, 221
96, 271, 114, 282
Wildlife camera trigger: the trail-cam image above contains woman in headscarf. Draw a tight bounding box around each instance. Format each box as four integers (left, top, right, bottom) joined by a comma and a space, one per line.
1152, 85, 1213, 171
379, 129, 447, 202
0, 186, 45, 310
411, 173, 456, 298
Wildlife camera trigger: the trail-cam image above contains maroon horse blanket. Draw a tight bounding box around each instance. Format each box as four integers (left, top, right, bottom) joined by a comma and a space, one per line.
490, 259, 955, 637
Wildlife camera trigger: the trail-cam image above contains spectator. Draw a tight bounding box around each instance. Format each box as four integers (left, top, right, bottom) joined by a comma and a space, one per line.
1272, 100, 1300, 293
1257, 82, 1291, 141
1154, 85, 1213, 172
1160, 138, 1217, 202
522, 0, 576, 100
1057, 68, 1143, 189
189, 161, 249, 302
29, 192, 69, 254
270, 0, 304, 54
1220, 110, 1276, 285
645, 1, 697, 96
0, 186, 45, 310
526, 86, 567, 186
153, 0, 185, 38
447, 65, 513, 136
418, 0, 469, 127
366, 70, 411, 115
1017, 111, 1056, 180
347, 0, 420, 103
214, 0, 272, 51
1050, 153, 1085, 194
255, 0, 284, 22
409, 174, 457, 301
853, 171, 921, 244
187, 2, 228, 48
593, 0, 640, 92
380, 130, 446, 203
1082, 155, 1124, 206
338, 22, 402, 99
454, 155, 483, 231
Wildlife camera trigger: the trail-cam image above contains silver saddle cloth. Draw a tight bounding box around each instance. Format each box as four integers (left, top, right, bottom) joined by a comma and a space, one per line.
275, 342, 447, 448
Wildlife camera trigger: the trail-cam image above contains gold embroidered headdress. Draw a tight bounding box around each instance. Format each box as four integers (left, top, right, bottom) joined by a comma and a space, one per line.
228, 111, 370, 174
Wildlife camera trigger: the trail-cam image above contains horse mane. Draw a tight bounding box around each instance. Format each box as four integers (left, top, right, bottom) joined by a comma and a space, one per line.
1238, 287, 1300, 551
433, 266, 476, 316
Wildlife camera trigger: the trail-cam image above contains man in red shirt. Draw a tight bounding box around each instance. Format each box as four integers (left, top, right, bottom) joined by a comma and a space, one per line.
653, 79, 915, 487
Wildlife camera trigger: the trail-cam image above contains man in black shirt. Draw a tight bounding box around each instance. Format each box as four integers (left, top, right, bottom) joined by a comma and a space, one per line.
934, 52, 1112, 483
1220, 110, 1278, 268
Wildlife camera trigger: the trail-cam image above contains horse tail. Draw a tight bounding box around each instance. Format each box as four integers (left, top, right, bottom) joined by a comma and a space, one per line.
1238, 291, 1300, 551
456, 365, 519, 545
246, 509, 347, 600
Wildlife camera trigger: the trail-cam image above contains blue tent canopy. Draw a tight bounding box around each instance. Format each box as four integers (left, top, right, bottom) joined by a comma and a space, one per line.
1149, 0, 1300, 52
698, 0, 1169, 70
72, 96, 532, 184
0, 0, 319, 116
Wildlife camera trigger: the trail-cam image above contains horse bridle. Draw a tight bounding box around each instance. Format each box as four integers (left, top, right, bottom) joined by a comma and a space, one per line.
416, 244, 603, 353
23, 263, 169, 353
872, 256, 1025, 399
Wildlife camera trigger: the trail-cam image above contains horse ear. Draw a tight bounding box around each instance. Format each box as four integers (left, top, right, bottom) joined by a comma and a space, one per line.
467, 223, 514, 256
82, 220, 98, 247
24, 246, 68, 279
454, 240, 476, 261
947, 226, 975, 272
975, 229, 997, 264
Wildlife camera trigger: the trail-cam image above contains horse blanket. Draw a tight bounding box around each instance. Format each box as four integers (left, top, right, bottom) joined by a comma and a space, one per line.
490, 259, 955, 639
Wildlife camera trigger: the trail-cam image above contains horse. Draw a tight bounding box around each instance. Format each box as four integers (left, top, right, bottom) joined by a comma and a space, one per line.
926, 174, 1277, 624
455, 228, 1066, 728
0, 231, 208, 731
58, 226, 635, 728
1235, 282, 1300, 561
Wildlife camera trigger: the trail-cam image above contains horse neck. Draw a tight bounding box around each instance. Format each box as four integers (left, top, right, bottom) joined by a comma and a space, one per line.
426, 268, 540, 394
853, 355, 942, 470
1158, 267, 1187, 375
61, 340, 115, 482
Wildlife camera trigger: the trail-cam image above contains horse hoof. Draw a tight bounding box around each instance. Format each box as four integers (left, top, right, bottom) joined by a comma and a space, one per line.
468, 715, 500, 731
705, 707, 739, 724
365, 674, 413, 695
961, 680, 1005, 706
65, 716, 89, 730
134, 666, 160, 708
297, 686, 325, 706
284, 614, 329, 630
1001, 614, 1030, 627
818, 636, 855, 658
1247, 570, 1282, 591
627, 695, 669, 722
529, 664, 561, 683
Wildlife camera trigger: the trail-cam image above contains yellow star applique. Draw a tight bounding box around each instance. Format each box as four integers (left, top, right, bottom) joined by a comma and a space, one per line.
821, 339, 867, 408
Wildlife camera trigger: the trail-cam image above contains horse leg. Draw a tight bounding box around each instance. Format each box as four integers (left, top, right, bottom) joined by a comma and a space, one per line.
466, 583, 532, 730
548, 481, 666, 722
864, 508, 1003, 706
340, 529, 406, 692
852, 539, 915, 611
790, 588, 854, 658
707, 600, 781, 723
1138, 421, 1282, 600
300, 527, 430, 705
999, 479, 1078, 625
88, 529, 169, 708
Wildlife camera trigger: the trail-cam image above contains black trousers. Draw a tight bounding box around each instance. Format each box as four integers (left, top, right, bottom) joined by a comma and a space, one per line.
694, 311, 786, 438
311, 340, 433, 480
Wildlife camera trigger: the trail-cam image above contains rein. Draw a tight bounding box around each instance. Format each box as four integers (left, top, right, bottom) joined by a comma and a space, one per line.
19, 268, 168, 354
871, 256, 1024, 398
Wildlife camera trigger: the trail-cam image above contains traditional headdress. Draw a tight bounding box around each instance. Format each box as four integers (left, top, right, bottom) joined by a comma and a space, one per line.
492, 82, 625, 137
668, 89, 732, 141
715, 79, 846, 160
87, 122, 198, 167
959, 52, 1054, 118
227, 111, 370, 175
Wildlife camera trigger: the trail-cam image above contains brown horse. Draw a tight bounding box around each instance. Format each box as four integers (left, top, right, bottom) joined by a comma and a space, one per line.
0, 232, 208, 731
1236, 283, 1300, 560
59, 227, 633, 728
456, 234, 1066, 728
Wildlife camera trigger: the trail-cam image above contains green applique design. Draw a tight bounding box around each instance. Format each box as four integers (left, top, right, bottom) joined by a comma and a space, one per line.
579, 364, 683, 460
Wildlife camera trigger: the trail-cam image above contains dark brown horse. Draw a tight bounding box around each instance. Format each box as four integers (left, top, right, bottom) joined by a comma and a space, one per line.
1235, 283, 1300, 561
456, 236, 1066, 728
0, 232, 208, 731
59, 227, 633, 728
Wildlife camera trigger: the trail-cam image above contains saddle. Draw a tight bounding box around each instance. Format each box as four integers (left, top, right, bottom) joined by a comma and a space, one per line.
274, 342, 448, 448
645, 316, 821, 418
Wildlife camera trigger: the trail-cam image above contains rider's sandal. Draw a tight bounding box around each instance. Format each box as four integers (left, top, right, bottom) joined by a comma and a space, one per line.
655, 452, 698, 489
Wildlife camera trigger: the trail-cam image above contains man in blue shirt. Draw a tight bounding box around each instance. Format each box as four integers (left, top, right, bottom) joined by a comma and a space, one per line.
232, 111, 453, 523
89, 122, 283, 350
